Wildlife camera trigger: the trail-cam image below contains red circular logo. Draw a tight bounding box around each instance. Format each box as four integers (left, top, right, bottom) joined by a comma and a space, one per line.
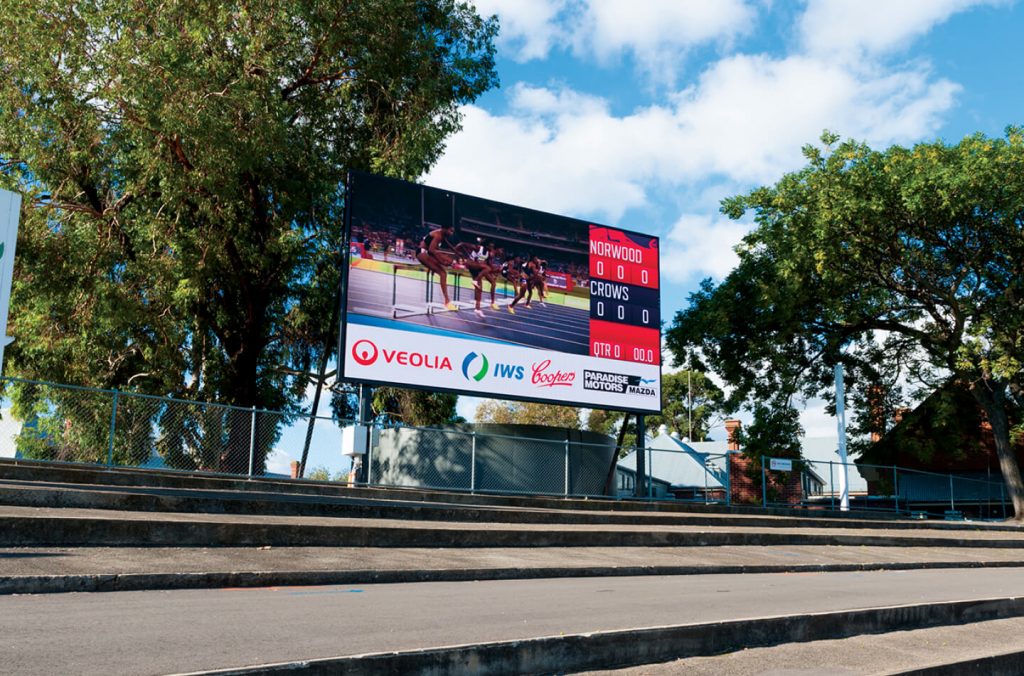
352, 340, 379, 366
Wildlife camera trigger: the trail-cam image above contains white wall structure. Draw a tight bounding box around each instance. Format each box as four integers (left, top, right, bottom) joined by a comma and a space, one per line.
0, 190, 21, 377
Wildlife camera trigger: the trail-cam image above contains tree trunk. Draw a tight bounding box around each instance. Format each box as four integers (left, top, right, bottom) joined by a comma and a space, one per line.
219, 343, 262, 474
971, 381, 1024, 520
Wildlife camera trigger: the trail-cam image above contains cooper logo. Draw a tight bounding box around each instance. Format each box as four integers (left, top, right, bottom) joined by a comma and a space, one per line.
531, 360, 575, 388
352, 340, 379, 366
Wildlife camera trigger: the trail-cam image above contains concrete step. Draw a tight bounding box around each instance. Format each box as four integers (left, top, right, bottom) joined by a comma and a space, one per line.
162, 596, 1024, 675
3, 505, 1024, 549
7, 568, 1024, 675
1, 460, 1019, 534
6, 544, 1024, 595
2, 478, 1019, 533
579, 615, 1024, 676
0, 458, 912, 521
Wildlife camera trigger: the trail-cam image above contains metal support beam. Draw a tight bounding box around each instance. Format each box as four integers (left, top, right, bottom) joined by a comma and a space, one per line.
356, 385, 373, 485
635, 415, 646, 498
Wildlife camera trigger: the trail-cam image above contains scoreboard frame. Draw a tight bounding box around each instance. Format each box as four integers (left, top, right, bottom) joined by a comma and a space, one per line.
339, 171, 663, 415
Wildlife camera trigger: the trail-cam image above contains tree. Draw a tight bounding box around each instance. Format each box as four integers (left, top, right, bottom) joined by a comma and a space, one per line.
585, 370, 725, 449
0, 1, 497, 469
652, 370, 725, 441
475, 400, 581, 428
667, 130, 1024, 518
373, 387, 463, 427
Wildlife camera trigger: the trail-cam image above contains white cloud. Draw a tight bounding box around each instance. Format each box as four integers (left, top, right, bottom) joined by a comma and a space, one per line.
472, 0, 572, 62
429, 57, 958, 223
800, 399, 839, 438
663, 213, 750, 281
427, 86, 651, 221
799, 0, 1004, 57
473, 0, 756, 82
574, 0, 756, 83
667, 54, 959, 182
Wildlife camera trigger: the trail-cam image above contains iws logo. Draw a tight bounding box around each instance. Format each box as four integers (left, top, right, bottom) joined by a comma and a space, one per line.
352, 340, 378, 366
462, 352, 524, 382
462, 352, 489, 382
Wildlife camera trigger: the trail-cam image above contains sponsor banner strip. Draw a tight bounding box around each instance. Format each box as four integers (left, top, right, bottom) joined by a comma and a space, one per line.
344, 324, 660, 413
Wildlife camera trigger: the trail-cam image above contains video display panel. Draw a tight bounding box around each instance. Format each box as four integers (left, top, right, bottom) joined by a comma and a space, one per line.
340, 172, 661, 413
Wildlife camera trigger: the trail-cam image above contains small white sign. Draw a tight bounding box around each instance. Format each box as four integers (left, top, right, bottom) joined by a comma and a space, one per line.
769, 458, 793, 472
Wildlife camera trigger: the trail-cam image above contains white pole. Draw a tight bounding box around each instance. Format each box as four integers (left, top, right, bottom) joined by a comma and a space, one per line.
835, 363, 850, 511
0, 190, 22, 378
687, 367, 692, 440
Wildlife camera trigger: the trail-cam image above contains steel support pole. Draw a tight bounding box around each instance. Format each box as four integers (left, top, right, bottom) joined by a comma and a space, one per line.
829, 461, 835, 511
634, 415, 646, 498
892, 466, 899, 514
761, 461, 768, 509
247, 406, 257, 477
107, 390, 119, 466
564, 439, 570, 497
835, 364, 850, 511
704, 458, 709, 504
725, 453, 731, 506
949, 473, 955, 513
470, 432, 477, 493
358, 385, 373, 485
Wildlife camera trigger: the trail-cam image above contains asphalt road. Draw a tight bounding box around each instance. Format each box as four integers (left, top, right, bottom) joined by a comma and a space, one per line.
4, 568, 1024, 675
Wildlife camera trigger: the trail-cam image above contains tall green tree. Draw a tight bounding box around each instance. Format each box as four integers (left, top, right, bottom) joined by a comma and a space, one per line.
668, 130, 1024, 518
373, 387, 462, 427
586, 370, 725, 449
0, 1, 497, 469
476, 400, 582, 429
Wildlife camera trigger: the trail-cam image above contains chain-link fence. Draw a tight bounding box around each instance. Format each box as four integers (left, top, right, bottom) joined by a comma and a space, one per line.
642, 446, 730, 503
367, 425, 621, 498
0, 376, 624, 499
0, 377, 351, 480
760, 456, 1009, 519
0, 376, 1015, 516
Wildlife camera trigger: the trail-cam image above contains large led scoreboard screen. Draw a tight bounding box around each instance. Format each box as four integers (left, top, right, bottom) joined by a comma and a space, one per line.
340, 172, 661, 414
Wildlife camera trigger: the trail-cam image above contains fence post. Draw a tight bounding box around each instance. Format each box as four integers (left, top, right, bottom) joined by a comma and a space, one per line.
470, 431, 477, 493
247, 406, 257, 478
106, 390, 119, 466
829, 461, 835, 511
365, 425, 374, 486
892, 466, 899, 514
563, 439, 570, 497
761, 460, 768, 509
704, 457, 709, 504
949, 473, 955, 513
725, 453, 731, 506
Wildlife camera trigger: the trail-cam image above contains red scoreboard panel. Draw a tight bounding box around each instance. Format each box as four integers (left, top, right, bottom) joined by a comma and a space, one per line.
588, 225, 660, 365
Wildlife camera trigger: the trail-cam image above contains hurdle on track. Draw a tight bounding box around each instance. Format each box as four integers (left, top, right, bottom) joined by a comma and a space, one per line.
390, 263, 476, 318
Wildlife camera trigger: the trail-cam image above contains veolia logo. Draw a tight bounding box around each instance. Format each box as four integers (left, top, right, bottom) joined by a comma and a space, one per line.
351, 339, 379, 366
462, 352, 489, 382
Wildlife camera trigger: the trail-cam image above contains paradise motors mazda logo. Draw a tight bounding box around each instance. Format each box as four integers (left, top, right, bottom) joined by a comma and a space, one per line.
351, 339, 379, 366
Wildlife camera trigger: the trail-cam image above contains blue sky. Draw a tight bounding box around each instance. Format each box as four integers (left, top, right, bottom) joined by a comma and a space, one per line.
426, 0, 1024, 435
